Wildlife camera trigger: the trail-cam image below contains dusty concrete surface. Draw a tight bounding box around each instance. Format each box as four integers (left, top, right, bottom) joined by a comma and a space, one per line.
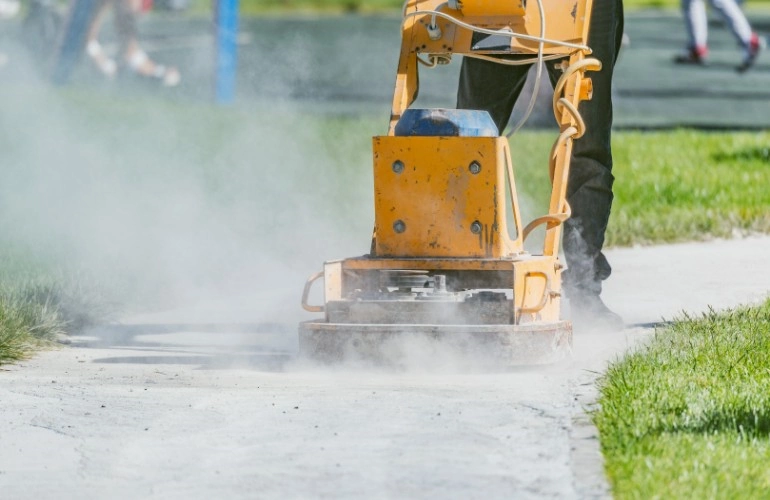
1, 236, 769, 499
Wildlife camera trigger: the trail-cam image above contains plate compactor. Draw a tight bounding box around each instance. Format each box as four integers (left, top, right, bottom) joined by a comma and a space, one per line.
300, 0, 600, 365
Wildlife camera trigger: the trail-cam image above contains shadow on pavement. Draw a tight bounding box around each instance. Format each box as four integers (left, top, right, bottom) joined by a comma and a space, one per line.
91, 352, 292, 371
75, 322, 296, 372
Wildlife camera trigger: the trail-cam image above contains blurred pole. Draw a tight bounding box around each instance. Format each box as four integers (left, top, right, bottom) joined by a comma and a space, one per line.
215, 0, 239, 104
52, 0, 98, 85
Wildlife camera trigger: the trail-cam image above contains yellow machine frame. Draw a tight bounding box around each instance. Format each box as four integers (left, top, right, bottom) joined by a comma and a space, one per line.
300, 0, 600, 363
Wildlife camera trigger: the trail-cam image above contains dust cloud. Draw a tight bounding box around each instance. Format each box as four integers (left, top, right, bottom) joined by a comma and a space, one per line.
0, 14, 565, 369
0, 29, 378, 351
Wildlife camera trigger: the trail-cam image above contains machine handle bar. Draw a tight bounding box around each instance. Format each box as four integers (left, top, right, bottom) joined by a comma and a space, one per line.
301, 272, 325, 313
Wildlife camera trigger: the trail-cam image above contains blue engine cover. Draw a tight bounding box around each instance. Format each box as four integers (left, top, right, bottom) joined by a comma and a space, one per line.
394, 108, 499, 137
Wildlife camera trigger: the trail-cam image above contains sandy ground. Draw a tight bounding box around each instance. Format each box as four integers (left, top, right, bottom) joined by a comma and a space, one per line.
2, 235, 770, 499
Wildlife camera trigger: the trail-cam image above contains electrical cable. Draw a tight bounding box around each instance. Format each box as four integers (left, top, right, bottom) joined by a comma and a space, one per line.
401, 2, 593, 136
461, 51, 573, 66
402, 9, 590, 52
401, 2, 601, 241
551, 57, 601, 119
429, 2, 448, 32
416, 54, 440, 67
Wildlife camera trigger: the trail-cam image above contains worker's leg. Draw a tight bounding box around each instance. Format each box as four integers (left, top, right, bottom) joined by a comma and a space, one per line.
456, 57, 531, 134
547, 0, 624, 325
709, 0, 752, 46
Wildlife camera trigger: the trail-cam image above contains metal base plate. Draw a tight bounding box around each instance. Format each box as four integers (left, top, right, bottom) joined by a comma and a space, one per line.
298, 320, 572, 367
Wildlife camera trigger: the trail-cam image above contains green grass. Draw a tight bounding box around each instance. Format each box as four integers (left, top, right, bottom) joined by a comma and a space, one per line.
0, 256, 65, 363
611, 132, 770, 246
0, 289, 66, 363
594, 300, 770, 498
0, 245, 114, 363
509, 130, 770, 247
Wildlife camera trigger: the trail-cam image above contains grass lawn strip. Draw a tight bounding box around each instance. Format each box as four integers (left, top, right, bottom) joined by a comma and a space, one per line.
594, 300, 770, 497
509, 130, 770, 247
0, 280, 64, 364
0, 246, 113, 364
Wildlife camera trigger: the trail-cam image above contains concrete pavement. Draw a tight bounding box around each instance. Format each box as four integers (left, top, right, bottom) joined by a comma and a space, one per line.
1, 236, 768, 499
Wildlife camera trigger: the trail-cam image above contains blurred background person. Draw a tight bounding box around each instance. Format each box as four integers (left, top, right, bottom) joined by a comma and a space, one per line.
51, 0, 180, 85
85, 0, 180, 85
0, 0, 20, 67
674, 0, 764, 72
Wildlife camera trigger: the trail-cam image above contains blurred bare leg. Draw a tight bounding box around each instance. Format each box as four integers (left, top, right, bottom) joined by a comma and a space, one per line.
85, 0, 117, 78
115, 0, 180, 86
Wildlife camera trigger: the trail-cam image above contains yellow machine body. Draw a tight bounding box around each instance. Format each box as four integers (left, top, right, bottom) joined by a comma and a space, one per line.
454, 0, 527, 18
299, 0, 598, 365
373, 136, 522, 258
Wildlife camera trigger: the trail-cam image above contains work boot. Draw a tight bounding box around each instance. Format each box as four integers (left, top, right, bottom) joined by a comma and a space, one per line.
737, 33, 765, 73
568, 292, 624, 333
674, 45, 708, 65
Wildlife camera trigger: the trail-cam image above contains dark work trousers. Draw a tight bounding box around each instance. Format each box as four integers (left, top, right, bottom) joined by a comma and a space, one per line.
457, 0, 624, 296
